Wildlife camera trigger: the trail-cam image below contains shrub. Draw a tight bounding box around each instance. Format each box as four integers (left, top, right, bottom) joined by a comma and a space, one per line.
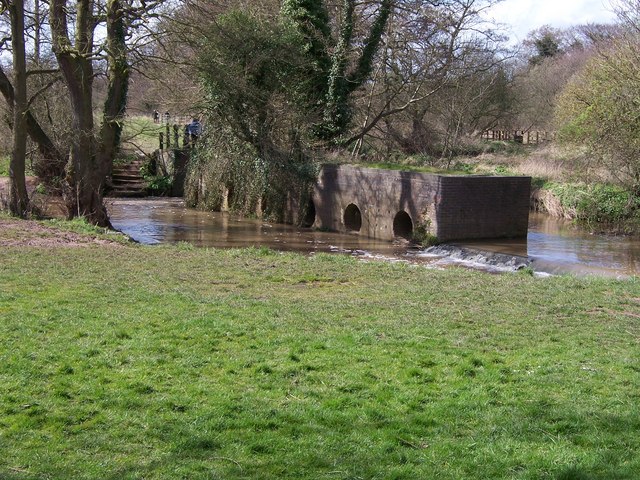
555, 38, 640, 192
545, 182, 640, 229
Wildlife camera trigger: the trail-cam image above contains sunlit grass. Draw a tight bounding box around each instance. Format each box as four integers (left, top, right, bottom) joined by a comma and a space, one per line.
0, 156, 9, 176
121, 116, 166, 154
0, 224, 639, 479
354, 162, 474, 175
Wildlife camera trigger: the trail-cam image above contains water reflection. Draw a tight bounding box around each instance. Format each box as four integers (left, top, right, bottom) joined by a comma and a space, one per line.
107, 198, 640, 277
106, 197, 413, 257
526, 213, 640, 277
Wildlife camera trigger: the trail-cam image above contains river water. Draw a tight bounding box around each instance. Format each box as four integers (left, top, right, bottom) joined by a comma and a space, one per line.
107, 198, 640, 278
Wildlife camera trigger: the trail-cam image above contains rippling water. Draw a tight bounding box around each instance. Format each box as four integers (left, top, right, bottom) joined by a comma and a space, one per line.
107, 198, 640, 278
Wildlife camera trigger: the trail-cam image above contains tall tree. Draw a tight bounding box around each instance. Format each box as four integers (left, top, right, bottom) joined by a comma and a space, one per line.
98, 0, 129, 183
349, 0, 508, 156
555, 1, 640, 191
49, 0, 133, 226
282, 0, 393, 140
50, 0, 105, 223
1, 0, 29, 217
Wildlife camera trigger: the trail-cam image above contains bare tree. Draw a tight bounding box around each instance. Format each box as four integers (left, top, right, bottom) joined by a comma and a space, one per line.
349, 0, 510, 157
48, 0, 161, 225
1, 0, 29, 216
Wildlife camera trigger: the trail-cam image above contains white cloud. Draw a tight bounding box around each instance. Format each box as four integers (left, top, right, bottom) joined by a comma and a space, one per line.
483, 0, 619, 43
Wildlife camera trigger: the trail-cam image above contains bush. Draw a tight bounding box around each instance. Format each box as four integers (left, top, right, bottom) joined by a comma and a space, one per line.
188, 10, 319, 221
544, 182, 640, 230
140, 157, 172, 196
555, 38, 640, 191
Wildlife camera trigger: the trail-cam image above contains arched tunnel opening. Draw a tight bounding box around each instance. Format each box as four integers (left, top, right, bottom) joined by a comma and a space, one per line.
301, 199, 316, 228
344, 203, 362, 232
393, 210, 413, 240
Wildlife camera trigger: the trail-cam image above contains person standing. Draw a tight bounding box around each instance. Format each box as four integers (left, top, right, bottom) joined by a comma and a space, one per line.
187, 118, 201, 143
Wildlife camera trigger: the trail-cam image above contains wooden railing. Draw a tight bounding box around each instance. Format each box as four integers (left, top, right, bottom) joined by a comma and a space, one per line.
159, 123, 199, 150
481, 130, 555, 144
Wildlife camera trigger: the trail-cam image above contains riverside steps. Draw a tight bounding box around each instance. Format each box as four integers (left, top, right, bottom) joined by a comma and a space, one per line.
109, 158, 147, 197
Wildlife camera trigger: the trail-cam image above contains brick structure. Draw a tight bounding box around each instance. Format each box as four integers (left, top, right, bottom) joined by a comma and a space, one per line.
310, 164, 530, 242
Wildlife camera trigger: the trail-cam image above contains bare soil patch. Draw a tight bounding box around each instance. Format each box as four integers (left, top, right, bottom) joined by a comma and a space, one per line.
0, 217, 124, 248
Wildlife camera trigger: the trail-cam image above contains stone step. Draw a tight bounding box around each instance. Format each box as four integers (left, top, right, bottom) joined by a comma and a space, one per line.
113, 168, 143, 174
109, 157, 150, 198
113, 162, 144, 169
113, 184, 147, 191
112, 174, 145, 181
108, 190, 147, 198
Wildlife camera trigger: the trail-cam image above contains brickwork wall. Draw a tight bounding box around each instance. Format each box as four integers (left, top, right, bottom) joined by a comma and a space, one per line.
313, 165, 439, 240
434, 176, 531, 241
312, 165, 530, 242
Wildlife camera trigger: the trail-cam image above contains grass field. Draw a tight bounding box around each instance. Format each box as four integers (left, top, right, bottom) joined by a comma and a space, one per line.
121, 116, 166, 155
0, 220, 639, 479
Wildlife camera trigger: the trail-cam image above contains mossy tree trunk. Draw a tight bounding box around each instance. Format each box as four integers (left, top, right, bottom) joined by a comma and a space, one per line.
283, 0, 393, 141
5, 0, 29, 217
97, 0, 129, 184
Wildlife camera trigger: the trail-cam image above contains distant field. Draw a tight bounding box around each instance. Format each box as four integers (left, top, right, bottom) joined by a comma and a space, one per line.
121, 116, 166, 154
1, 218, 639, 479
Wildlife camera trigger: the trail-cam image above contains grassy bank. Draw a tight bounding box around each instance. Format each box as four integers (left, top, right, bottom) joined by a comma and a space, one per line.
531, 182, 640, 233
1, 220, 639, 479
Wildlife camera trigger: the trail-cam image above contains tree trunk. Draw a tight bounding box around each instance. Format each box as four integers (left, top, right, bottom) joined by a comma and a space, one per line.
8, 0, 29, 217
34, 0, 41, 64
50, 0, 110, 226
97, 0, 129, 180
319, 0, 392, 140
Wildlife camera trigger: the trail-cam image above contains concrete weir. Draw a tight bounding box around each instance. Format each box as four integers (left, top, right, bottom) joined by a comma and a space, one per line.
308, 165, 531, 242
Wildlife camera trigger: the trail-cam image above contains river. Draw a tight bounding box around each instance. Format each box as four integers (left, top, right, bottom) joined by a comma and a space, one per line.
107, 198, 640, 278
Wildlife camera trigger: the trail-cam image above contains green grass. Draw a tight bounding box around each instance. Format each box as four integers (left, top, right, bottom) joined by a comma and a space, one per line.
0, 156, 9, 176
354, 162, 475, 175
43, 218, 134, 245
539, 182, 640, 233
1, 229, 639, 479
122, 116, 166, 154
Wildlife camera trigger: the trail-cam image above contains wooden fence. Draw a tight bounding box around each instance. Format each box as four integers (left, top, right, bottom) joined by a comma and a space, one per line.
158, 123, 197, 150
480, 130, 555, 145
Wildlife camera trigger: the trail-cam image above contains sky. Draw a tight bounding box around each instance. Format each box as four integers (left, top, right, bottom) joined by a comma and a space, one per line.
483, 0, 619, 43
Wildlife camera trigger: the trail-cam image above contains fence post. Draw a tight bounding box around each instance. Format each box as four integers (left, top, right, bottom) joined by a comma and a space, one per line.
173, 124, 179, 148
159, 132, 164, 150
183, 125, 190, 148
